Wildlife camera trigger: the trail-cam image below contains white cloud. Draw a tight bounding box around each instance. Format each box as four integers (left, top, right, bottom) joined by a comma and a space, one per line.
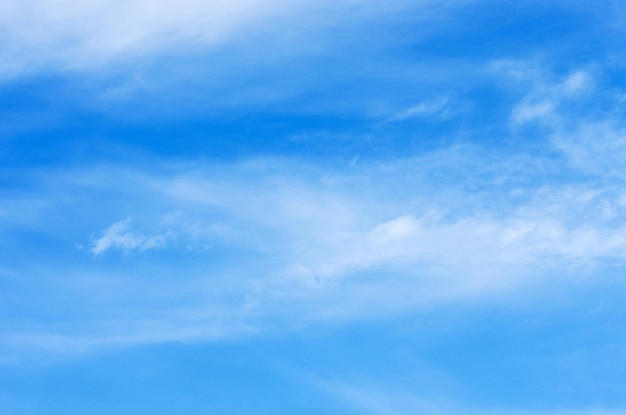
0, 0, 450, 79
553, 121, 626, 178
368, 215, 419, 245
495, 61, 593, 126
91, 218, 167, 256
60, 151, 626, 311
385, 97, 451, 122
512, 100, 555, 124
2, 149, 626, 360
561, 70, 592, 95
0, 0, 319, 77
499, 64, 626, 180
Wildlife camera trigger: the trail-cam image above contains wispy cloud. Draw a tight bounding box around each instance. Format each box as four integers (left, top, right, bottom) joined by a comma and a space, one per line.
0, 0, 305, 75
384, 97, 453, 122
3, 2, 626, 413
553, 121, 626, 178
3, 59, 626, 360
3, 137, 626, 358
0, 0, 455, 80
496, 62, 594, 126
90, 218, 167, 256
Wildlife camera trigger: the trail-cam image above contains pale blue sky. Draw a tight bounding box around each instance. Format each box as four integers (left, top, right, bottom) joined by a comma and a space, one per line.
2, 1, 626, 413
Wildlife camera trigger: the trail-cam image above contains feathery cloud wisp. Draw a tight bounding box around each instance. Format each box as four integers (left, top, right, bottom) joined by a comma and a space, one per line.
91, 219, 167, 256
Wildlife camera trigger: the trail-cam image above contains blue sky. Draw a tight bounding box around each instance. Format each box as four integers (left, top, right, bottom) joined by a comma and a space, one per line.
2, 0, 626, 413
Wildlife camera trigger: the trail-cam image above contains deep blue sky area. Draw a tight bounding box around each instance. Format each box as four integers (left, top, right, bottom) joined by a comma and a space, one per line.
2, 1, 626, 414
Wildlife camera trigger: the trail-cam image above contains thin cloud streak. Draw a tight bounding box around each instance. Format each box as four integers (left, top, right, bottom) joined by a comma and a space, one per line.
0, 0, 304, 75
313, 374, 626, 415
384, 97, 452, 123
0, 0, 456, 79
